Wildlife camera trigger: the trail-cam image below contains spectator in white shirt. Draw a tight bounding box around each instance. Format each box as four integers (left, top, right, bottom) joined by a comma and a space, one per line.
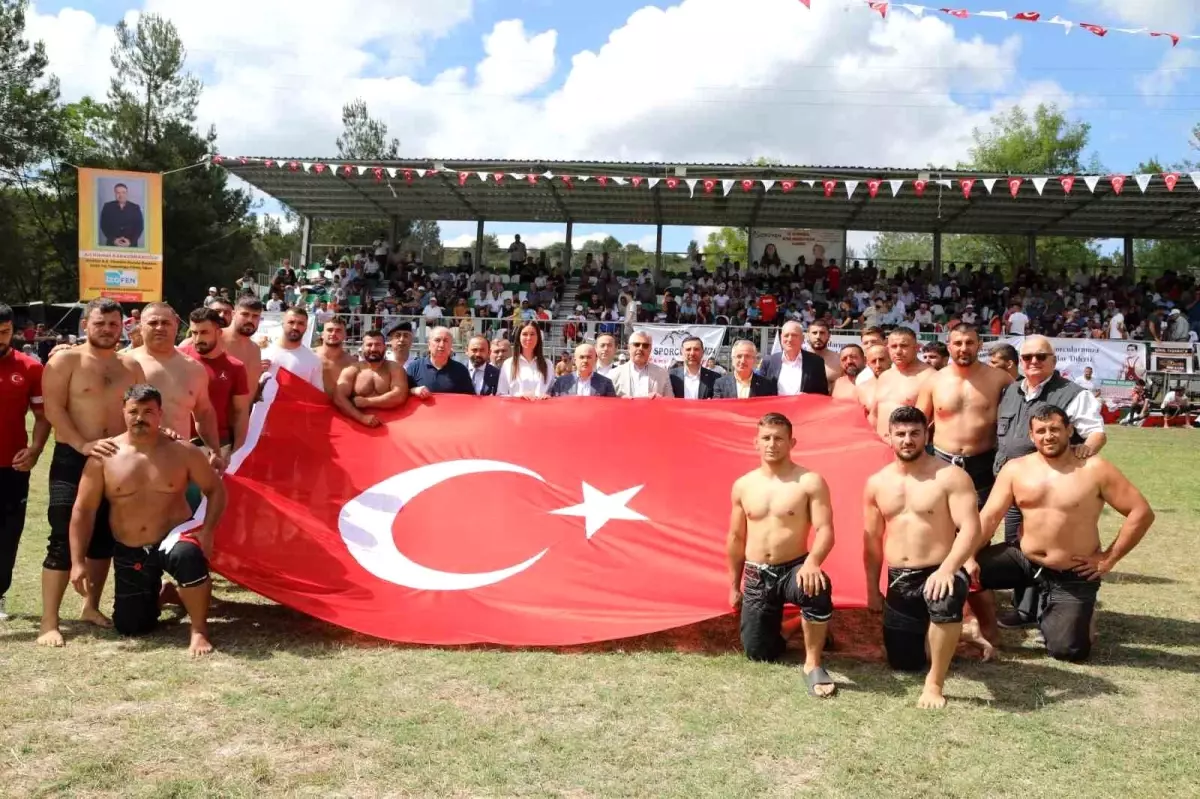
423, 299, 443, 323
1107, 301, 1126, 339
497, 322, 554, 399
1006, 301, 1029, 335
1074, 366, 1097, 393
261, 307, 323, 391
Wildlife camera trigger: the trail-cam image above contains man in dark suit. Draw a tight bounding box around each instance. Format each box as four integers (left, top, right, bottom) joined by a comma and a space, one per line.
99, 182, 144, 247
464, 335, 500, 396
669, 336, 720, 399
756, 321, 830, 396
714, 340, 778, 398
550, 343, 616, 397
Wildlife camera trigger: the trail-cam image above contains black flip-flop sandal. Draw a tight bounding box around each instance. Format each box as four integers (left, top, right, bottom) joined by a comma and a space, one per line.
804, 666, 837, 698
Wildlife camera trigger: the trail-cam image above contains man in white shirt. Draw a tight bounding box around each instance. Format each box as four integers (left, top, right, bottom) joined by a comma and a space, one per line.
1005, 302, 1029, 336
1107, 302, 1126, 340
422, 299, 443, 324
595, 334, 619, 377
1074, 366, 1097, 394
261, 307, 324, 392
549, 344, 616, 397
609, 331, 670, 398
668, 336, 719, 399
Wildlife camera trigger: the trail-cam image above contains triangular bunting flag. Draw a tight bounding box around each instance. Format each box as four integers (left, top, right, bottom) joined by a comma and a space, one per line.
867, 179, 882, 198
1151, 32, 1181, 47
797, 0, 810, 7
1135, 174, 1152, 193
648, 178, 661, 190
1060, 176, 1075, 194
1008, 177, 1023, 197
1031, 177, 1049, 195
762, 180, 776, 193
899, 3, 925, 16
741, 179, 755, 193
781, 180, 796, 193
685, 178, 699, 197
845, 180, 860, 198
510, 173, 526, 181
1189, 172, 1200, 190
417, 169, 427, 178
1080, 23, 1108, 37
1164, 173, 1180, 192
914, 180, 927, 197
941, 8, 969, 20
1110, 175, 1126, 195
631, 176, 643, 188
977, 11, 1007, 20
576, 175, 591, 182
1047, 15, 1073, 33
822, 179, 837, 198
1014, 11, 1041, 22
612, 177, 627, 186
312, 163, 326, 174
356, 165, 368, 175
889, 179, 905, 197
329, 164, 342, 174
960, 178, 975, 198
385, 168, 398, 178
1084, 175, 1101, 193
300, 162, 313, 172
936, 179, 953, 188
981, 178, 998, 194
868, 2, 888, 19
803, 180, 816, 188
721, 179, 735, 196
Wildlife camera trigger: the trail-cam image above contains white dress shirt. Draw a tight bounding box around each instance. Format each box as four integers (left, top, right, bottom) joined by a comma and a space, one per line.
263, 344, 324, 391
574, 375, 593, 396
468, 363, 487, 395
596, 362, 616, 378
681, 367, 702, 400
777, 352, 806, 396
1020, 378, 1105, 437
497, 355, 554, 397
629, 364, 652, 398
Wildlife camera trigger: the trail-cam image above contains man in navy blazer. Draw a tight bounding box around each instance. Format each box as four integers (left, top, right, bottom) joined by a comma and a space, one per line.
714, 340, 778, 398
756, 321, 830, 396
465, 335, 501, 396
550, 343, 617, 397
669, 336, 720, 399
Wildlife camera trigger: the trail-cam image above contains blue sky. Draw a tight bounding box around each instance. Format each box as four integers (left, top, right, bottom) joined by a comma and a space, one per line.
28, 0, 1200, 257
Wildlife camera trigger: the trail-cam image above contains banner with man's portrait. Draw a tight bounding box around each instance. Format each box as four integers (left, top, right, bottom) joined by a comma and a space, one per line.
77, 168, 164, 302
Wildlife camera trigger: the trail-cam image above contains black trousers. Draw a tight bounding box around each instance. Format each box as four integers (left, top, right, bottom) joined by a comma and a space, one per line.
1004, 505, 1039, 621
0, 467, 31, 598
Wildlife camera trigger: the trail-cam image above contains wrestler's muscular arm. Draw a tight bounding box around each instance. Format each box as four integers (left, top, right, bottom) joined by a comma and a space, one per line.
926, 469, 984, 600
355, 363, 410, 410
68, 458, 105, 595
862, 475, 885, 612
977, 464, 1016, 549
798, 473, 834, 597
1073, 459, 1155, 581
184, 443, 226, 557
191, 365, 222, 455
727, 479, 748, 609
915, 378, 935, 431
333, 365, 380, 428
40, 353, 112, 457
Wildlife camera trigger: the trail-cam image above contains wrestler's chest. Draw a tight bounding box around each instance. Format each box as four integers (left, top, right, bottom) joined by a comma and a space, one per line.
143, 364, 199, 402
933, 381, 996, 416
1012, 475, 1094, 510
107, 458, 187, 498
71, 366, 138, 402
881, 482, 944, 519
745, 487, 810, 520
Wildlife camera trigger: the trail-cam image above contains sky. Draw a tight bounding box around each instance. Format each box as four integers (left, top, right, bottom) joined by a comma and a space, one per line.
24, 0, 1200, 258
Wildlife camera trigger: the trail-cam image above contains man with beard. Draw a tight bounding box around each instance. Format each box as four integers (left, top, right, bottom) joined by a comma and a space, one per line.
728, 413, 837, 697
857, 343, 892, 414
261, 307, 323, 391
917, 325, 1013, 508
988, 344, 1020, 382
178, 308, 250, 457
222, 297, 265, 393
208, 297, 234, 330
806, 320, 843, 387
489, 336, 512, 369
869, 328, 932, 440
386, 322, 416, 367
0, 303, 51, 621
334, 330, 410, 427
314, 317, 356, 396
973, 404, 1153, 661
921, 341, 949, 370
831, 344, 865, 402
128, 303, 223, 470
69, 384, 226, 657
863, 407, 982, 709
465, 335, 500, 396
39, 298, 148, 645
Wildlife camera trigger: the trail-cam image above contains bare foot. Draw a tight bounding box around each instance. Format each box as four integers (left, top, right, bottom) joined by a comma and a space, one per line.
37, 627, 65, 647
917, 686, 948, 710
80, 607, 113, 629
977, 639, 997, 662
159, 582, 182, 608
961, 618, 996, 662
189, 631, 214, 658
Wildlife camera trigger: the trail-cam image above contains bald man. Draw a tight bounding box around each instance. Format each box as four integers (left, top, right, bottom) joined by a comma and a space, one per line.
831, 345, 865, 402
869, 328, 932, 440
550, 343, 616, 397
857, 343, 891, 413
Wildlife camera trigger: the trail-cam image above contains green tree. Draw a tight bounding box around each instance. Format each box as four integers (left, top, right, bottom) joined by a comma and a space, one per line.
1131, 154, 1200, 277
400, 219, 443, 265
0, 0, 62, 177
702, 227, 748, 263
336, 98, 400, 160
254, 214, 301, 270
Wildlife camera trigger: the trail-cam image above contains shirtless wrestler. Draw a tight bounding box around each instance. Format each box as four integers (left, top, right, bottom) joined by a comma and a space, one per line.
864, 407, 985, 709
916, 325, 1013, 508
857, 343, 892, 415
315, 317, 356, 396
831, 345, 865, 402
128, 303, 224, 472
38, 298, 147, 645
807, 321, 843, 386
222, 296, 266, 394
69, 384, 226, 657
334, 330, 410, 427
972, 404, 1154, 662
728, 413, 837, 697
869, 328, 931, 440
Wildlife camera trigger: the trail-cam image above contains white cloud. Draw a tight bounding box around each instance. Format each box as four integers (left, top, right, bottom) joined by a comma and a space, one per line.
1137, 48, 1200, 102
1080, 0, 1197, 33
475, 19, 557, 96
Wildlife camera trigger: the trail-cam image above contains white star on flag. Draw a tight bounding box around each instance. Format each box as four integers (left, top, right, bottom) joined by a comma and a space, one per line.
550, 483, 649, 539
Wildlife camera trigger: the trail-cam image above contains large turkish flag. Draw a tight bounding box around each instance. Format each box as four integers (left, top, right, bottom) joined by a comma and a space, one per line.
205, 371, 890, 646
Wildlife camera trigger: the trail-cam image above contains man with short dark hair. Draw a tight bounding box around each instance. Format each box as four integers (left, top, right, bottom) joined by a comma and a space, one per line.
974, 404, 1154, 661
99, 182, 143, 247
465, 335, 500, 396
179, 308, 250, 456
988, 343, 1019, 382
223, 296, 265, 392
669, 336, 719, 400
869, 328, 932, 440
69, 384, 226, 657
386, 322, 416, 367
728, 412, 837, 697
864, 406, 983, 709
261, 307, 323, 391
806, 320, 843, 387
921, 341, 949, 370
334, 330, 409, 427
0, 303, 51, 620
314, 317, 356, 396
831, 344, 865, 402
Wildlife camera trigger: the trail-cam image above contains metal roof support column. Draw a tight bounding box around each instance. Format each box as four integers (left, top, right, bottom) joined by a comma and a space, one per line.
655, 223, 663, 271
1027, 234, 1038, 271
565, 221, 574, 272
933, 230, 943, 279
390, 217, 403, 252
474, 219, 485, 272
1123, 235, 1135, 279
300, 216, 312, 267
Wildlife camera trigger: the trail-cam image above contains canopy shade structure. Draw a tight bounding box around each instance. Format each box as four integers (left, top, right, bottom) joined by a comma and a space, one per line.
218, 158, 1200, 239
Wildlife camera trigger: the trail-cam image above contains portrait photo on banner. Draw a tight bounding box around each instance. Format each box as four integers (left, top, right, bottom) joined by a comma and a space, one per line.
95, 174, 148, 249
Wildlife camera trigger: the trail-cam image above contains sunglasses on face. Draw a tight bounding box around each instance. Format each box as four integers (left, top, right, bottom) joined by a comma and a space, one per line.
1021, 352, 1052, 363
630, 342, 650, 349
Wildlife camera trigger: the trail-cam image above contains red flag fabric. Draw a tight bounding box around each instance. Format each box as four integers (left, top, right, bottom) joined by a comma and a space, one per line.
1080, 23, 1107, 37
913, 179, 927, 197
1008, 177, 1023, 197
960, 178, 975, 199
822, 179, 837, 197
1111, 175, 1126, 195
205, 372, 890, 646
1151, 32, 1180, 47
1164, 172, 1180, 192
797, 0, 810, 7
869, 2, 888, 19
940, 8, 969, 19
1060, 175, 1075, 194
867, 178, 882, 198
1014, 11, 1041, 22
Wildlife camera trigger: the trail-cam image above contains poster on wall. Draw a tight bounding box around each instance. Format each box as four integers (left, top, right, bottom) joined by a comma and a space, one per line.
77, 168, 163, 302
257, 311, 316, 349
984, 337, 1147, 383
750, 228, 845, 267
632, 324, 726, 368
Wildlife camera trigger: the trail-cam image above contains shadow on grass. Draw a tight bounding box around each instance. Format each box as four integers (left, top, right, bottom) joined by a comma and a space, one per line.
1105, 572, 1178, 586
1091, 611, 1200, 674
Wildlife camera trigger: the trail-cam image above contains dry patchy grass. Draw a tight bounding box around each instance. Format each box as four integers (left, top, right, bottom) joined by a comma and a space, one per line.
1, 428, 1198, 797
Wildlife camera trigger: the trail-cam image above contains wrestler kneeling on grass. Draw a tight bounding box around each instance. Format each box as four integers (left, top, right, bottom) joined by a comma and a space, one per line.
863, 407, 983, 709
67, 384, 227, 657
728, 413, 837, 698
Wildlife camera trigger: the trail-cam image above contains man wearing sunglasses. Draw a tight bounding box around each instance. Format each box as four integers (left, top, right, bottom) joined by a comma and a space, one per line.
986, 335, 1107, 629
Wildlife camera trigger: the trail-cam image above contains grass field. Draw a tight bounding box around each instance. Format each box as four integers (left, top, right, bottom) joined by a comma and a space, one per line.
1, 428, 1198, 798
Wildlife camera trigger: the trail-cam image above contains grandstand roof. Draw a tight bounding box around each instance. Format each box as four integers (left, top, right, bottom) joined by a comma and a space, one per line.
221, 158, 1200, 239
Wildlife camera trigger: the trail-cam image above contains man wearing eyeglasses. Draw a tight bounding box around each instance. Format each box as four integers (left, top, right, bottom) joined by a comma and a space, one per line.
987, 335, 1107, 629
609, 332, 671, 399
